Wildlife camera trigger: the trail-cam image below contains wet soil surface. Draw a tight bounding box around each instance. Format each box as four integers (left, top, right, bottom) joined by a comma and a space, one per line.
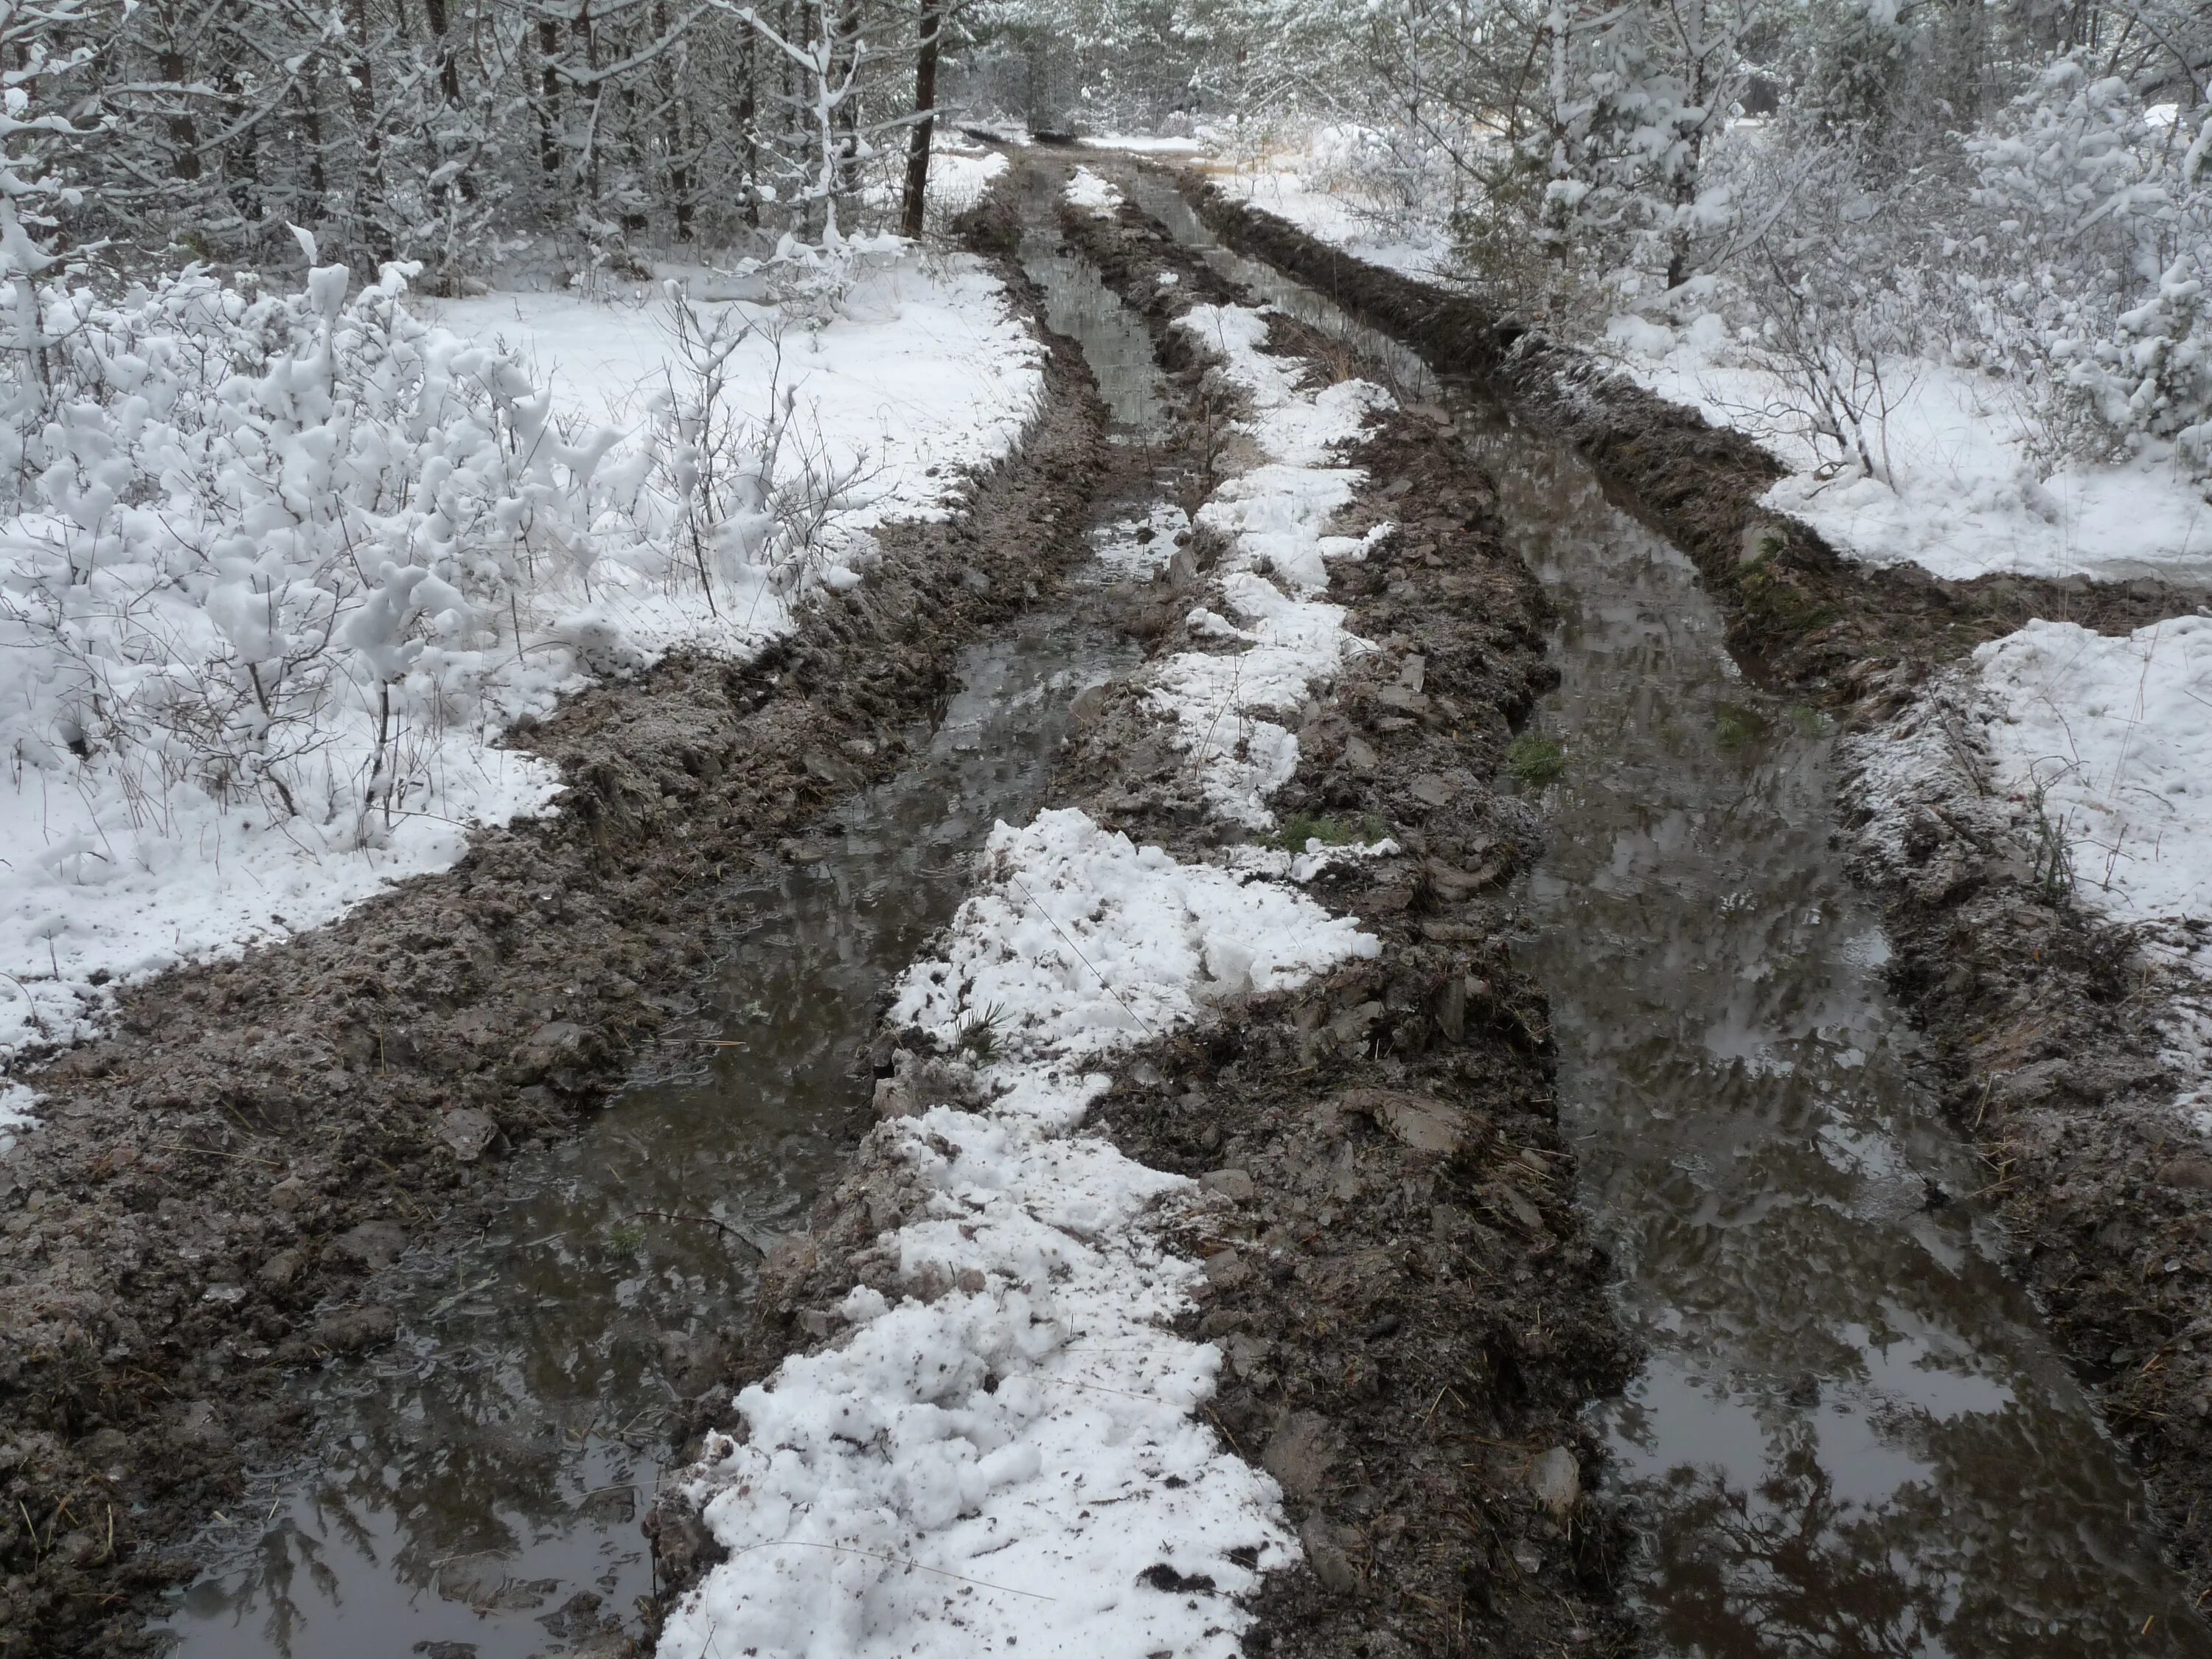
647, 159, 1639, 1658
0, 220, 1111, 1658
1143, 164, 2212, 1632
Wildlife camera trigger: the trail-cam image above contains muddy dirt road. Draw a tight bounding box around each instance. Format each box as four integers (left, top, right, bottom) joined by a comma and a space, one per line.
3, 145, 2206, 1659
1124, 160, 2212, 1651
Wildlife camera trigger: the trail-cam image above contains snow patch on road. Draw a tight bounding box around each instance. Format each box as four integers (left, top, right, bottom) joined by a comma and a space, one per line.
656, 809, 1379, 1659
1065, 166, 1125, 218
1147, 304, 1391, 825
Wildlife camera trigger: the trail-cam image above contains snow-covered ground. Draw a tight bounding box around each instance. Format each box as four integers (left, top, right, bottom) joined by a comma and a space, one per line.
434, 256, 1040, 548
1198, 125, 1460, 285
0, 250, 1042, 1138
1161, 133, 2212, 591
1064, 165, 1124, 217
1603, 316, 2212, 587
657, 286, 1401, 1658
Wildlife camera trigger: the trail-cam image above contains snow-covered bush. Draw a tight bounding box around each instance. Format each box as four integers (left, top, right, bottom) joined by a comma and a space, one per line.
0, 226, 876, 866
0, 246, 627, 844
1958, 61, 2212, 473
644, 283, 875, 622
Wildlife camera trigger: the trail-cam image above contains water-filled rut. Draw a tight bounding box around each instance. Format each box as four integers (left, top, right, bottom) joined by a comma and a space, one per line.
1121, 166, 2209, 1655
147, 213, 1172, 1657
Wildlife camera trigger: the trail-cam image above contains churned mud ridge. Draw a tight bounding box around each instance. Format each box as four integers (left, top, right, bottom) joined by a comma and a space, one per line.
650, 168, 1638, 1658
1164, 170, 2201, 695
0, 204, 1109, 1658
1067, 188, 1638, 1655
1148, 167, 2212, 1610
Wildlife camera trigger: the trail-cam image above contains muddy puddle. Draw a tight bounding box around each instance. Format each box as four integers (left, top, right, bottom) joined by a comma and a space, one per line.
146, 215, 1172, 1658
1122, 169, 2212, 1655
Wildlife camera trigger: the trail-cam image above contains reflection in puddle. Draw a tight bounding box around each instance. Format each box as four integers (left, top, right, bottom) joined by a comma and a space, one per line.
150, 197, 1175, 1657
153, 620, 1135, 1658
1111, 164, 2211, 1654
1493, 422, 2211, 1656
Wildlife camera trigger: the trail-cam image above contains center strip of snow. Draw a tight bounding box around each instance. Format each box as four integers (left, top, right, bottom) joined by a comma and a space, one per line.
655, 813, 1380, 1658
658, 276, 1402, 1659
1147, 304, 1392, 825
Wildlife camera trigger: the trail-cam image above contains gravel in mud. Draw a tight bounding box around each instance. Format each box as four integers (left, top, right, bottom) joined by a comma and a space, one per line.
1157, 167, 2212, 1610
650, 164, 1638, 1659
0, 229, 1110, 1658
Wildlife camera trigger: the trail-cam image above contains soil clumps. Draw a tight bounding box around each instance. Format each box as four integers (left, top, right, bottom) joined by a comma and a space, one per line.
1153, 166, 2212, 1609
648, 160, 1638, 1659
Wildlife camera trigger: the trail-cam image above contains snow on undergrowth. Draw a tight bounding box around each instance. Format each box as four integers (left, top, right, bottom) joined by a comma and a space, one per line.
0, 233, 1040, 1102
658, 278, 1399, 1658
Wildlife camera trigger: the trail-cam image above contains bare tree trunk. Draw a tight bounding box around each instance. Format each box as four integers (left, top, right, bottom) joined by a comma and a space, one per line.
538, 17, 563, 178
735, 25, 759, 228
900, 0, 942, 238
159, 46, 201, 183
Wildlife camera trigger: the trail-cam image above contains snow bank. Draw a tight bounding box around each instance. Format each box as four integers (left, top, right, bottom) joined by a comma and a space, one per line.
1973, 616, 2212, 927
1208, 126, 1458, 284
1605, 321, 2212, 585
655, 812, 1379, 1658
0, 251, 1043, 1109
1151, 304, 1391, 824
1064, 166, 1125, 218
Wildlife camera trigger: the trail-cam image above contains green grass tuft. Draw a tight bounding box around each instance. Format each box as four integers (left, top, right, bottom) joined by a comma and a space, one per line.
1506, 732, 1567, 787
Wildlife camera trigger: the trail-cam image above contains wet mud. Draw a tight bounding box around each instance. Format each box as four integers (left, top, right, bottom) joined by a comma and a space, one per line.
0, 218, 1112, 1657
647, 161, 1638, 1658
1169, 172, 2201, 694
1146, 167, 2212, 1624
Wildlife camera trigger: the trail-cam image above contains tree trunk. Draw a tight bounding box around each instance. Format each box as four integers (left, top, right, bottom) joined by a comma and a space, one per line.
159, 47, 201, 183
900, 0, 942, 238
538, 18, 563, 177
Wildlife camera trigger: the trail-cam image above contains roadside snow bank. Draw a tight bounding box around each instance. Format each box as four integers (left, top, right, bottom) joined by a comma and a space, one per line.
1974, 616, 2212, 928
1206, 127, 1458, 283
1151, 304, 1391, 824
655, 810, 1380, 1658
0, 251, 1041, 1099
1851, 613, 2212, 1140
1605, 321, 2212, 585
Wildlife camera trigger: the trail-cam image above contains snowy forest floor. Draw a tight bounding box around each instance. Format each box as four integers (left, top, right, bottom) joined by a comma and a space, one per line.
1171, 163, 2212, 1608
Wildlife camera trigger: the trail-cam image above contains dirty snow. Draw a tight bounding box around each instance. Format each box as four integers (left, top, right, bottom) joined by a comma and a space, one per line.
655, 810, 1380, 1658
1064, 166, 1125, 218
0, 252, 1043, 1110
1146, 303, 1391, 824
1603, 319, 2212, 585
1850, 613, 2212, 1144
